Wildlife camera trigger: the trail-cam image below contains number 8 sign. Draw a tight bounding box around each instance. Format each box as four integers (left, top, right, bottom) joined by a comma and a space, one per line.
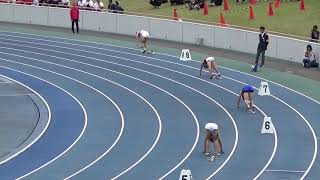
180, 49, 192, 61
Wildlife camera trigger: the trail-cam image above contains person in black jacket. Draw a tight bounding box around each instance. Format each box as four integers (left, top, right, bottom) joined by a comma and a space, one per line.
252, 26, 269, 72
150, 0, 163, 7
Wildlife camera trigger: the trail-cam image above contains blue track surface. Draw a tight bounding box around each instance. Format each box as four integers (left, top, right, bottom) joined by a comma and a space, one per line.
0, 32, 318, 180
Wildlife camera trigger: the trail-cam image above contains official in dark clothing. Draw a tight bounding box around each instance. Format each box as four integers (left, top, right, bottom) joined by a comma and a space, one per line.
253, 26, 269, 72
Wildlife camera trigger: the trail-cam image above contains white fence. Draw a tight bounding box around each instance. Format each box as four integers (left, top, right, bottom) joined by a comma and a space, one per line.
0, 3, 319, 64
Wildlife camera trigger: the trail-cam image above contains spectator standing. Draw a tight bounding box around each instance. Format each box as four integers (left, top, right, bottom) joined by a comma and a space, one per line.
303, 44, 318, 68
252, 26, 269, 72
70, 3, 80, 34
310, 25, 319, 43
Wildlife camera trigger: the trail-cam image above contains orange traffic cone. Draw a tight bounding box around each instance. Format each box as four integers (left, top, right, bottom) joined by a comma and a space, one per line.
220, 12, 226, 26
300, 0, 305, 11
204, 1, 208, 15
173, 8, 178, 20
249, 6, 254, 20
223, 0, 229, 11
275, 0, 280, 8
268, 2, 274, 16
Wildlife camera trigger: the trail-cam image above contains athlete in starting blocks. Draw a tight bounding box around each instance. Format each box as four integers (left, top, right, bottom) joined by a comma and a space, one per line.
136, 30, 150, 53
237, 84, 256, 114
200, 57, 222, 79
203, 123, 223, 161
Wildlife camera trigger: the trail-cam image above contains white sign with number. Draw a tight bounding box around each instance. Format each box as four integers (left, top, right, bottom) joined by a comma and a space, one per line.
180, 49, 192, 61
258, 82, 270, 96
179, 169, 193, 180
261, 117, 274, 134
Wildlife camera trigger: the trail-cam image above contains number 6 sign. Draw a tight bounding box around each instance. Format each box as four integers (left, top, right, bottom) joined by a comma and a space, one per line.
179, 169, 193, 180
258, 82, 271, 96
261, 117, 274, 134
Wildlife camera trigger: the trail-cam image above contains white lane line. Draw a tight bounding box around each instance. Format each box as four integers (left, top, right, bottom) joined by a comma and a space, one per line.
0, 42, 270, 178
2, 67, 126, 179
0, 66, 88, 180
1, 32, 316, 180
0, 43, 241, 179
2, 31, 319, 106
269, 95, 317, 180
0, 41, 277, 179
63, 75, 162, 178
0, 46, 236, 179
0, 56, 164, 180
0, 93, 36, 96
0, 74, 51, 166
0, 49, 233, 180
265, 169, 306, 173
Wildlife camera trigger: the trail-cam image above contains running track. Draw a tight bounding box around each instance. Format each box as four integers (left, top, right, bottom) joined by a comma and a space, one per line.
0, 31, 318, 180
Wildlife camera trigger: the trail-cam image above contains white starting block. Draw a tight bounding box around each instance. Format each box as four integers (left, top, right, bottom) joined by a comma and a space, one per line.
179, 169, 193, 180
258, 82, 270, 96
261, 117, 274, 134
180, 49, 192, 61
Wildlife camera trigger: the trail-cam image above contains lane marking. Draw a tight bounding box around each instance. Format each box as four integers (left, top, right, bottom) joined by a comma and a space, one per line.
9, 68, 125, 179
0, 74, 51, 166
2, 32, 317, 180
0, 68, 126, 179
0, 56, 163, 180
0, 48, 234, 180
0, 67, 88, 180
0, 93, 36, 96
265, 169, 306, 173
0, 42, 274, 179
2, 31, 319, 106
0, 41, 268, 178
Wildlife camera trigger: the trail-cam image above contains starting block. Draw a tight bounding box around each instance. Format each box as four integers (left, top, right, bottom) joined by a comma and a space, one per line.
179, 169, 193, 180
180, 49, 192, 61
258, 82, 270, 96
261, 117, 274, 134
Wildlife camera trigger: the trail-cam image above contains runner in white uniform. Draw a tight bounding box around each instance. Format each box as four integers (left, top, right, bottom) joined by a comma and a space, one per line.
200, 56, 222, 79
136, 30, 150, 53
204, 123, 223, 159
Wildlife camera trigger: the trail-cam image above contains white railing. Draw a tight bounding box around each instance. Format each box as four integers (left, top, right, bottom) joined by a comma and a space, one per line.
0, 3, 319, 64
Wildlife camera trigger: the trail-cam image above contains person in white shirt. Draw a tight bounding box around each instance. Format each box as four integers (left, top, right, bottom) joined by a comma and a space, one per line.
136, 30, 150, 53
204, 123, 223, 159
303, 44, 318, 68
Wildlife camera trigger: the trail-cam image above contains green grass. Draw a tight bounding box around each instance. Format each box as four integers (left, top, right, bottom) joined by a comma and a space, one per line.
106, 0, 320, 38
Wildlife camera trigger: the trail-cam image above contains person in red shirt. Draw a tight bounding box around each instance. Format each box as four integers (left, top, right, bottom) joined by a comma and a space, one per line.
70, 3, 80, 34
